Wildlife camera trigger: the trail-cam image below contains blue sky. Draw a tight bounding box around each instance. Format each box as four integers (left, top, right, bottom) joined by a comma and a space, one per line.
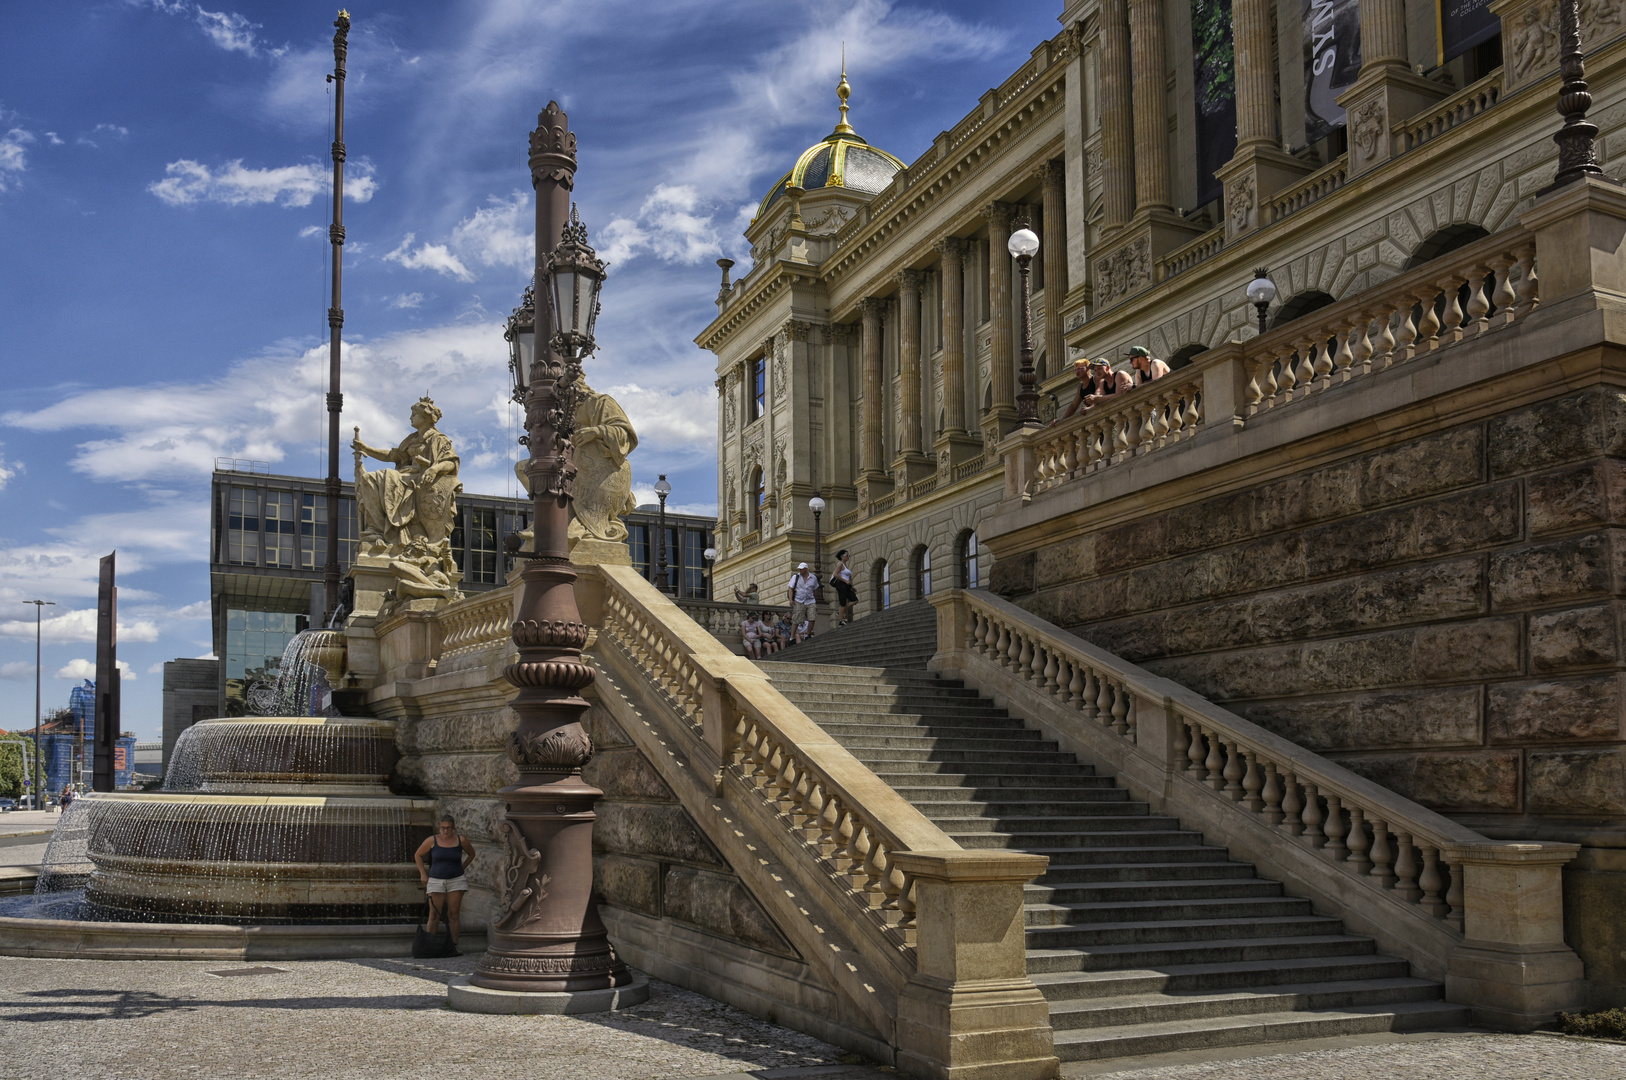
0, 0, 1062, 739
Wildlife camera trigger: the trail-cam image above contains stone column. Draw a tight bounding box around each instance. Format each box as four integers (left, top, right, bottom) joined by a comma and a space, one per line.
856, 297, 891, 503
1232, 0, 1277, 152
1337, 0, 1444, 175
1040, 162, 1067, 380
896, 270, 924, 457
1100, 0, 1136, 229
937, 238, 967, 435
1130, 0, 1171, 215
983, 203, 1018, 438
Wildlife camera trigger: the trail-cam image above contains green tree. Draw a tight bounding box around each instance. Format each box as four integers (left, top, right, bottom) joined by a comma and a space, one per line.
0, 739, 25, 799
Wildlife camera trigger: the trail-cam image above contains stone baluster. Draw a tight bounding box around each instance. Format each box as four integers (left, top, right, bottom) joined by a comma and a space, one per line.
1443, 859, 1464, 931
1244, 357, 1266, 416
993, 624, 1011, 669
1465, 264, 1492, 335
1242, 751, 1264, 811
1351, 314, 1374, 375
1293, 338, 1317, 397
1136, 403, 1156, 450
1417, 844, 1448, 917
1222, 740, 1245, 799
1393, 832, 1422, 901
1393, 300, 1418, 361
1111, 414, 1131, 461
1369, 819, 1398, 888
1261, 762, 1285, 824
1203, 727, 1226, 788
1490, 254, 1518, 325
1280, 771, 1305, 835
1347, 806, 1372, 873
1274, 345, 1297, 401
818, 791, 843, 857
864, 835, 891, 904
1172, 716, 1191, 771
1439, 273, 1467, 344
1415, 287, 1442, 350
1514, 243, 1539, 318
1180, 388, 1200, 436
1301, 783, 1326, 846
1323, 793, 1348, 859
1187, 721, 1208, 777
1029, 639, 1047, 688
1372, 308, 1397, 368
1043, 649, 1060, 692
1330, 323, 1354, 382
1153, 391, 1174, 447
846, 821, 874, 892
1067, 660, 1084, 707
832, 802, 857, 871
1016, 636, 1034, 683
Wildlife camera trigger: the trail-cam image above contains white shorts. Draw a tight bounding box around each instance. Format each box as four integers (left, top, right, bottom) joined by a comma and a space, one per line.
426, 875, 468, 894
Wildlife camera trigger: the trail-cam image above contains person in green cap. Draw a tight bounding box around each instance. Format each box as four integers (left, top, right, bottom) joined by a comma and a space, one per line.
1127, 345, 1169, 386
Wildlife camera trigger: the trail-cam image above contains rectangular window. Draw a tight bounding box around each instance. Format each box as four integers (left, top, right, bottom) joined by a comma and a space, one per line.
750, 356, 765, 421
264, 491, 296, 568
450, 510, 465, 573
629, 524, 650, 579
228, 487, 260, 566
661, 527, 679, 592
468, 507, 499, 585
683, 528, 708, 599
300, 495, 358, 570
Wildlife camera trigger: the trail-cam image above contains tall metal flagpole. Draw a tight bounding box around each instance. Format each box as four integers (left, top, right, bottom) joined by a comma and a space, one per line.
323, 10, 351, 624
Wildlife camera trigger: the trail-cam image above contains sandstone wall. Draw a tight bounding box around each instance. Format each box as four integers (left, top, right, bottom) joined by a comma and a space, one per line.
991, 385, 1626, 1003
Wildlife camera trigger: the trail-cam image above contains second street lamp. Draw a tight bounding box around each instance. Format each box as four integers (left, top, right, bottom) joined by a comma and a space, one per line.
702, 546, 717, 601
1248, 268, 1277, 336
653, 475, 671, 592
808, 493, 826, 604
1009, 223, 1041, 426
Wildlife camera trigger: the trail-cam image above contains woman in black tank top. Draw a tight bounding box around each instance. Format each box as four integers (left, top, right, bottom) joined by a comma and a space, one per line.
415, 814, 474, 948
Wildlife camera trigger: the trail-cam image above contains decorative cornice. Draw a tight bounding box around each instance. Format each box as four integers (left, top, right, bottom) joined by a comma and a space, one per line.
782, 318, 814, 341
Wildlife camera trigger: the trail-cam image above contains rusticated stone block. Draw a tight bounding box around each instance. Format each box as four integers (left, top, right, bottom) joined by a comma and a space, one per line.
1413, 618, 1522, 681
990, 550, 1035, 596
406, 750, 516, 796
1350, 557, 1486, 626
585, 746, 677, 800
1489, 675, 1623, 743
1527, 462, 1610, 536
1032, 533, 1095, 585
1162, 490, 1253, 558
1238, 686, 1483, 751
594, 801, 725, 867
1126, 551, 1218, 611
1045, 575, 1131, 629
1488, 388, 1626, 477
1411, 484, 1521, 557
1095, 516, 1168, 573
1336, 750, 1521, 811
436, 796, 506, 843
584, 702, 632, 749
1527, 746, 1626, 814
400, 709, 513, 755
1529, 604, 1621, 672
1206, 533, 1306, 598
662, 865, 794, 955
1489, 532, 1613, 608
594, 854, 660, 916
1357, 426, 1484, 507
1252, 462, 1359, 535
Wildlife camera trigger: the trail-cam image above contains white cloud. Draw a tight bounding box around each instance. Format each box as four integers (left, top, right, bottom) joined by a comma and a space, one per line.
600, 382, 717, 453
391, 292, 424, 310
0, 126, 34, 193
169, 600, 211, 619
44, 131, 63, 146
0, 608, 160, 645
149, 158, 377, 208
601, 184, 722, 266
0, 446, 17, 490
299, 224, 322, 238
446, 191, 532, 271
145, 662, 164, 675
56, 658, 135, 681
385, 233, 474, 282
194, 7, 260, 54
0, 661, 32, 681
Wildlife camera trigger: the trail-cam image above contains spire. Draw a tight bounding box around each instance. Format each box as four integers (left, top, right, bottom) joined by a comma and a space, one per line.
832, 45, 856, 137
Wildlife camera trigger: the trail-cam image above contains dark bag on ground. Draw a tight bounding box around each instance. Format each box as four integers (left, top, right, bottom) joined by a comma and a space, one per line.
412, 894, 458, 958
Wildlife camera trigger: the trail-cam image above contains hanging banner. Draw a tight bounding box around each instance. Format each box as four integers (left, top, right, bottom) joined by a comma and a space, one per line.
1192, 0, 1238, 207
1303, 0, 1362, 145
1438, 0, 1499, 63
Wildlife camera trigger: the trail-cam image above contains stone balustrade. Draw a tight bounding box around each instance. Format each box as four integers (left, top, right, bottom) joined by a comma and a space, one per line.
673, 597, 789, 651
435, 588, 515, 664
1397, 72, 1502, 153
931, 587, 1586, 1029
1264, 158, 1348, 223
1022, 368, 1205, 498
585, 563, 1055, 1077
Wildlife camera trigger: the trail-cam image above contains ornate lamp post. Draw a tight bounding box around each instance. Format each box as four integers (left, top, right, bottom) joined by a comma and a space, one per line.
23, 599, 54, 809
653, 475, 672, 592
463, 102, 637, 1004
702, 546, 717, 601
1247, 268, 1277, 335
808, 492, 826, 604
1550, 0, 1606, 189
1009, 223, 1041, 426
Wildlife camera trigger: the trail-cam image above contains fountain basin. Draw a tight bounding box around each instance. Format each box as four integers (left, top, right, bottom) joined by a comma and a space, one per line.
162, 716, 399, 796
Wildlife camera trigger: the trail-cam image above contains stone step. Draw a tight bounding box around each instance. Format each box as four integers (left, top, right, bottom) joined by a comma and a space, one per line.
1046, 977, 1444, 1032
953, 830, 1206, 850
1029, 954, 1413, 1001
1034, 860, 1254, 882
837, 734, 1061, 752
1023, 896, 1313, 928
911, 796, 1140, 816
863, 759, 1097, 779
758, 661, 954, 684
1050, 1000, 1470, 1061
1024, 934, 1380, 975
1023, 915, 1344, 949
890, 782, 1124, 801
797, 703, 1016, 720
806, 719, 1033, 738
1024, 877, 1277, 906
844, 746, 1079, 765
765, 680, 984, 700
933, 809, 1165, 831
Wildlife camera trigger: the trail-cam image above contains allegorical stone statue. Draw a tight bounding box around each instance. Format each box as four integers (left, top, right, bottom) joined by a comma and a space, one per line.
512, 379, 638, 559
351, 396, 464, 600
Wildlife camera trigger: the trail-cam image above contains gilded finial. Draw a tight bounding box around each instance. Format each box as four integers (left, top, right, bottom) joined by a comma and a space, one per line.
832, 44, 855, 137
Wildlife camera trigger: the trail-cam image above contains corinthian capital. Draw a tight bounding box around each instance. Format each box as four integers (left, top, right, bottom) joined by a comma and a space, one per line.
936, 235, 968, 263
858, 296, 886, 321
981, 201, 1017, 230
895, 268, 925, 294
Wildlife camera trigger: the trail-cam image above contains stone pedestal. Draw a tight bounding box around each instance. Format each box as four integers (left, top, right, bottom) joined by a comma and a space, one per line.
892, 452, 938, 488
1214, 147, 1314, 239
448, 973, 649, 1014
568, 537, 634, 567
1338, 71, 1447, 178
935, 432, 986, 472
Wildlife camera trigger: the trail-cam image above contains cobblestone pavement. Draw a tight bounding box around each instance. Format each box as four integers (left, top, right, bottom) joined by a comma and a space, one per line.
0, 956, 874, 1080
0, 955, 1622, 1079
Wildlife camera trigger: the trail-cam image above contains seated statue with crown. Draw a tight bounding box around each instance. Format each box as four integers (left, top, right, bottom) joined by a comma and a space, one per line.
349, 396, 465, 608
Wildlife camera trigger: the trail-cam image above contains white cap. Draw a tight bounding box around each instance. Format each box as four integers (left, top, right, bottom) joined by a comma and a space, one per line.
797, 562, 809, 569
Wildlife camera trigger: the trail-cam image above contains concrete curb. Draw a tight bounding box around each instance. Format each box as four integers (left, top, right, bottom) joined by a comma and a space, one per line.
0, 915, 488, 960
446, 973, 651, 1014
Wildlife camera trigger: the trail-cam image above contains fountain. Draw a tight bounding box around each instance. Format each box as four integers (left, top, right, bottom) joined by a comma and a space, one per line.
3, 629, 439, 939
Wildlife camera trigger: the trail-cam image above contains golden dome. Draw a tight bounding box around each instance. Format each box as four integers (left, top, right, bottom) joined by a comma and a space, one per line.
755, 60, 905, 221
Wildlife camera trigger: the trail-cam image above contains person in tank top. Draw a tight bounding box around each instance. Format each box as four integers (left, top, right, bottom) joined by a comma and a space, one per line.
414, 814, 475, 949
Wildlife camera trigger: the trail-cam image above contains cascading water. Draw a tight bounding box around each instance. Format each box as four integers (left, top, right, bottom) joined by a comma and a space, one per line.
7, 629, 434, 926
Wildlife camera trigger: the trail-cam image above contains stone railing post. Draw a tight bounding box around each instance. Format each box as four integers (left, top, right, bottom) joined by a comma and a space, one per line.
892, 850, 1059, 1080
1198, 343, 1247, 430
1003, 428, 1041, 501
1442, 841, 1585, 1030
1519, 175, 1626, 315
930, 590, 971, 672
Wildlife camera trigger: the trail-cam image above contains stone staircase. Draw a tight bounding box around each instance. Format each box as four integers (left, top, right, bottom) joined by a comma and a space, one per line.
759, 602, 1468, 1061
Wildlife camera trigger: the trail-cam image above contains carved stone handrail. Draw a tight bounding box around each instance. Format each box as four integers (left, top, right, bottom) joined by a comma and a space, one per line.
673, 597, 789, 649
1022, 368, 1205, 498
1265, 157, 1348, 223
436, 588, 515, 662
931, 587, 1585, 1029
1396, 71, 1503, 153
1157, 224, 1226, 280
586, 564, 1055, 1075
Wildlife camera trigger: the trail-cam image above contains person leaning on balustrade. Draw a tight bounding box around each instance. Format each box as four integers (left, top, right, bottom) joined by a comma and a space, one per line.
1058, 358, 1133, 422
1127, 345, 1169, 385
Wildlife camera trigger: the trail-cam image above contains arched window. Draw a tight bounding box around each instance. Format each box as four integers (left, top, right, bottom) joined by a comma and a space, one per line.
750, 468, 765, 531
875, 559, 891, 611
958, 529, 980, 589
1270, 290, 1336, 330
913, 545, 932, 598
1169, 344, 1208, 370
1405, 224, 1490, 269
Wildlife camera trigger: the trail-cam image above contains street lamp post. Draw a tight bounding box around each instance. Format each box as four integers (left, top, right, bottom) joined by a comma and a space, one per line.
1009, 223, 1041, 426
465, 101, 635, 1001
1247, 268, 1277, 336
653, 475, 671, 593
702, 547, 717, 601
23, 600, 54, 809
807, 492, 826, 604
